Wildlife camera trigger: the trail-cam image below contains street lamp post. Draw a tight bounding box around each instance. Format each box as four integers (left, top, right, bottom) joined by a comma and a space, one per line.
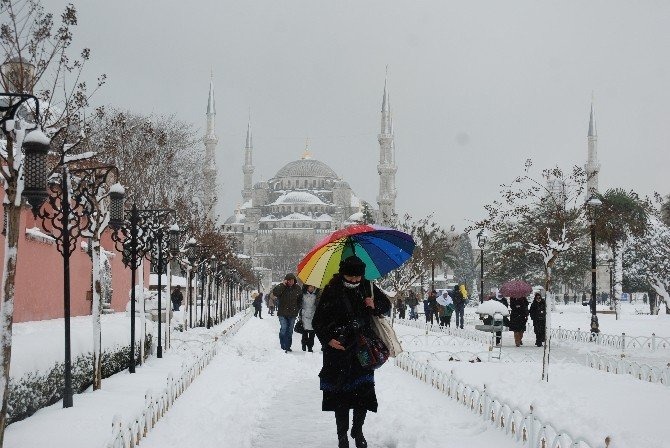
109, 194, 175, 372
607, 258, 614, 309
150, 222, 179, 358
30, 165, 118, 407
206, 255, 216, 328
476, 229, 489, 304
587, 196, 602, 334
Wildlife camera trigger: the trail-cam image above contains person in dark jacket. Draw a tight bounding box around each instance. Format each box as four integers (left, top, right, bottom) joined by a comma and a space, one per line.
272, 273, 303, 352
395, 296, 405, 319
252, 292, 263, 319
529, 292, 546, 346
451, 285, 466, 329
423, 290, 437, 324
508, 296, 529, 346
170, 286, 184, 312
313, 255, 391, 448
406, 290, 418, 319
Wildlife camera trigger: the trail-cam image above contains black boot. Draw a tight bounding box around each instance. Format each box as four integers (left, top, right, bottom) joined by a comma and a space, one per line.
351, 408, 367, 448
336, 410, 350, 448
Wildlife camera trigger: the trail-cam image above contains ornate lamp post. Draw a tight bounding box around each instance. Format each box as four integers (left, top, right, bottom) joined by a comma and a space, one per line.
150, 219, 178, 358
476, 229, 489, 304
28, 165, 118, 408
109, 192, 175, 373
587, 195, 602, 334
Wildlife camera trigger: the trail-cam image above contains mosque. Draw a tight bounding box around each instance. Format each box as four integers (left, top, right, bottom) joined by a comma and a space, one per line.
200, 75, 398, 280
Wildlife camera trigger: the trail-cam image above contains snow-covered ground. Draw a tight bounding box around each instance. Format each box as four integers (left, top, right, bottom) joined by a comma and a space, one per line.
140, 312, 517, 448
8, 299, 670, 448
551, 303, 670, 337
10, 313, 144, 378
393, 321, 669, 448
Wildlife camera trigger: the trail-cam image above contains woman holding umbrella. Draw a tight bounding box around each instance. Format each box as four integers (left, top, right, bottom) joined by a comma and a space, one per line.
501, 280, 532, 347
313, 255, 391, 448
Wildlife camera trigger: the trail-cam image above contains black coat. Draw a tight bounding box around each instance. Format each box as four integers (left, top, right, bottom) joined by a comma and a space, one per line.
508, 297, 529, 331
312, 276, 391, 412
529, 298, 546, 322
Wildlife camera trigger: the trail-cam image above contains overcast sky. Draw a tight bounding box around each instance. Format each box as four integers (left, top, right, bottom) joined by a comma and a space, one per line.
43, 0, 670, 231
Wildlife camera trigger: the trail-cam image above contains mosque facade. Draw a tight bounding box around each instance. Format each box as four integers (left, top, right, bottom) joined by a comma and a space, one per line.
219, 75, 397, 279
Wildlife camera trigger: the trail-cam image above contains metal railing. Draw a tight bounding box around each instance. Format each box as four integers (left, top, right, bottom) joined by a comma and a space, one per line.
586, 353, 670, 386
526, 323, 670, 353
395, 352, 612, 448
104, 308, 252, 448
396, 318, 491, 346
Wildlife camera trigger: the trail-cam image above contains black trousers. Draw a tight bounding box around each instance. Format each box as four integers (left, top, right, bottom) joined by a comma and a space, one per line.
302, 330, 315, 349
534, 320, 546, 344
254, 307, 262, 318
335, 408, 367, 436
439, 315, 451, 327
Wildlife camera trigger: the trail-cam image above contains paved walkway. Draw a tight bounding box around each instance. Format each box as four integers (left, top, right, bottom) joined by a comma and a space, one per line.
142, 311, 517, 448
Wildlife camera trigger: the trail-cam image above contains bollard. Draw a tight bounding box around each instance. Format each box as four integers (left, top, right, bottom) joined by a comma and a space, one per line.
621, 332, 626, 356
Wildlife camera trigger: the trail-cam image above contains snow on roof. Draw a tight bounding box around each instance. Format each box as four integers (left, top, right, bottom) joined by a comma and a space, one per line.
348, 211, 364, 222
224, 212, 246, 225
316, 213, 332, 221
259, 215, 277, 222
280, 212, 312, 220
240, 199, 252, 209
271, 191, 325, 205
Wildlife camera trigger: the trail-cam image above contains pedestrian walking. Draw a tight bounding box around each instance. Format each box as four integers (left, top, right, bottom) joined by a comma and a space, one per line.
452, 284, 466, 329
572, 293, 577, 304
509, 296, 529, 346
272, 273, 303, 352
301, 284, 319, 352
529, 292, 546, 346
406, 290, 418, 320
313, 255, 391, 448
438, 292, 454, 327
170, 286, 184, 312
563, 292, 569, 305
252, 292, 263, 319
267, 293, 276, 316
423, 290, 437, 324
395, 296, 405, 319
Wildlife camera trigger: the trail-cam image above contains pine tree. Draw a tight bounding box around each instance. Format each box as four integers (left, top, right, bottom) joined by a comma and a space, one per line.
453, 233, 476, 291
661, 194, 670, 227
361, 202, 375, 225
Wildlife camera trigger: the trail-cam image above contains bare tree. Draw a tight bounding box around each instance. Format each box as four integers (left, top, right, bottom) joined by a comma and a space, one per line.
1, 1, 104, 440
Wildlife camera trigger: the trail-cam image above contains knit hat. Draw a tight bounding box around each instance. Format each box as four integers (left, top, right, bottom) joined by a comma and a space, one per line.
284, 273, 297, 281
339, 255, 366, 277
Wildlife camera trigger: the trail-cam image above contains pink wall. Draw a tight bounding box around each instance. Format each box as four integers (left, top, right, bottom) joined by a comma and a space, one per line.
0, 190, 148, 322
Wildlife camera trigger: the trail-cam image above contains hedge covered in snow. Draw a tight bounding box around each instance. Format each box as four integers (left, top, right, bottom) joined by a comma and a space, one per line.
7, 335, 151, 424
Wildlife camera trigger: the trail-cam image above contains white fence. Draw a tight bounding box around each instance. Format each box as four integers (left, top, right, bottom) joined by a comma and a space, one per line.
395, 353, 612, 448
525, 323, 670, 353
104, 309, 252, 448
586, 353, 670, 386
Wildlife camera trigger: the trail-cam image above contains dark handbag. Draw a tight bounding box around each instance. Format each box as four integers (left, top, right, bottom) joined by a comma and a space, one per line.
294, 312, 305, 334
356, 334, 389, 370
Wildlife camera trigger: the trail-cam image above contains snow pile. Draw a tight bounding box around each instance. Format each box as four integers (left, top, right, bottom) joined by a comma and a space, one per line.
476, 300, 510, 316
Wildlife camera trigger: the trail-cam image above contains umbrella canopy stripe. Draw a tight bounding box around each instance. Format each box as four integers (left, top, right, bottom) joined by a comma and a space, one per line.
300, 243, 340, 287
297, 225, 416, 288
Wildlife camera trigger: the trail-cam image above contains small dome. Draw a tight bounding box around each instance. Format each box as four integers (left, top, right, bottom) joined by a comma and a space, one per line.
274, 159, 339, 179
224, 212, 246, 225
271, 191, 325, 205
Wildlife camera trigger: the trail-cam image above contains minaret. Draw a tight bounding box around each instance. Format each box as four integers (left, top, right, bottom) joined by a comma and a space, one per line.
585, 97, 600, 197
203, 73, 219, 222
376, 68, 397, 224
241, 115, 255, 203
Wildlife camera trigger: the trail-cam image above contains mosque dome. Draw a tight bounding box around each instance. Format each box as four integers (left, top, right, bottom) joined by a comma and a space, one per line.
274, 158, 339, 179
271, 191, 325, 205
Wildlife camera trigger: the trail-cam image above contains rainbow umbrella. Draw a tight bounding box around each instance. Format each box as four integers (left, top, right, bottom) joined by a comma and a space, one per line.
297, 224, 415, 288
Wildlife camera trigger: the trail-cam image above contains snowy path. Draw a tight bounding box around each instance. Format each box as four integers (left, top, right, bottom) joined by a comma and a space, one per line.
141, 313, 517, 448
